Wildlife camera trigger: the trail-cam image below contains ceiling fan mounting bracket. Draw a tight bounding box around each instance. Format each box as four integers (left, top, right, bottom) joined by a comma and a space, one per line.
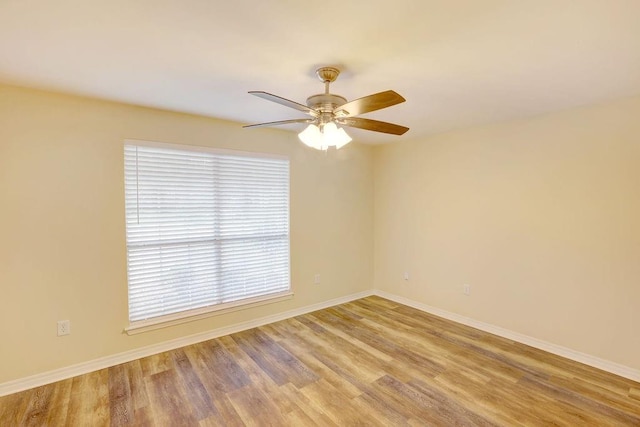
316, 67, 340, 83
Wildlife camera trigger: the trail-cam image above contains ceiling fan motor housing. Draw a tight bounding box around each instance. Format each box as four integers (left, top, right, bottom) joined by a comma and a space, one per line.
305, 93, 347, 109
306, 94, 348, 123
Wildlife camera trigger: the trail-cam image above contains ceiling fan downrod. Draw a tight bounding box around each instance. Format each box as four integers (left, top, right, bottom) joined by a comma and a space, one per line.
316, 66, 340, 94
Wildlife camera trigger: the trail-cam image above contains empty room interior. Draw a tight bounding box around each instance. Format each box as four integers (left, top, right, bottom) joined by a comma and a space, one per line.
1, 1, 639, 425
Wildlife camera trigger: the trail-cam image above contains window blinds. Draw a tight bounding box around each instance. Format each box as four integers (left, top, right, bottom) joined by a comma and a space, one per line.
124, 142, 290, 323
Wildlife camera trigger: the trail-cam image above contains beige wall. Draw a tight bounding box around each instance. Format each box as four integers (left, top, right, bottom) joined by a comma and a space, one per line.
374, 96, 640, 370
3, 82, 638, 385
0, 84, 374, 383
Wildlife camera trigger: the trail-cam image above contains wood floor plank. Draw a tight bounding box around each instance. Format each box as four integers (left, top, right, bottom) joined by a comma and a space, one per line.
108, 364, 134, 426
282, 407, 323, 426
276, 317, 386, 385
277, 382, 338, 426
226, 384, 287, 426
186, 339, 251, 394
0, 389, 28, 424
518, 374, 640, 425
172, 348, 218, 421
65, 368, 110, 426
139, 350, 172, 377
257, 323, 288, 342
351, 391, 410, 427
145, 368, 198, 425
310, 309, 398, 363
251, 327, 319, 388
548, 374, 640, 416
377, 374, 497, 426
19, 384, 57, 426
2, 296, 639, 426
217, 334, 309, 420
298, 378, 381, 426
125, 360, 149, 410
276, 338, 362, 399
232, 329, 300, 387
198, 395, 245, 427
217, 334, 281, 390
313, 308, 445, 375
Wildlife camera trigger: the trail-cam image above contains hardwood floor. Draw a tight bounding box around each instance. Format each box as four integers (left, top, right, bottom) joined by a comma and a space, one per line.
1, 296, 639, 426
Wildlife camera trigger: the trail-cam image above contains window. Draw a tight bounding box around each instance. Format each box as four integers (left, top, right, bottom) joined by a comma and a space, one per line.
124, 141, 290, 329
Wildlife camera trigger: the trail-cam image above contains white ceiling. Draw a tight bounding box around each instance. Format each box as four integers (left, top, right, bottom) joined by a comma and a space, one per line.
1, 1, 640, 145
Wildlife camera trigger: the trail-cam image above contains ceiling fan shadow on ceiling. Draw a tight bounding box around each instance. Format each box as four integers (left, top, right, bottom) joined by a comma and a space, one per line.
243, 66, 409, 150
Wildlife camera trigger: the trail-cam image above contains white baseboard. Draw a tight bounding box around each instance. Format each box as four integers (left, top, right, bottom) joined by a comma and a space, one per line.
0, 290, 374, 397
3, 288, 637, 397
374, 290, 640, 383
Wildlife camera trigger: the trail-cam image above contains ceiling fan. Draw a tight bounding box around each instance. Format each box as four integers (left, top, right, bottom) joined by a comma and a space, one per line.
244, 67, 409, 150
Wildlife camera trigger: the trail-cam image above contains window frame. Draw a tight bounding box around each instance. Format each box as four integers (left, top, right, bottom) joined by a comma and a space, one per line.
123, 139, 293, 334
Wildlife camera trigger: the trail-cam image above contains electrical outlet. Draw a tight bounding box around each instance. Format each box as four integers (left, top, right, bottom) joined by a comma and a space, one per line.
463, 284, 471, 296
314, 273, 321, 284
57, 320, 71, 336
403, 271, 409, 281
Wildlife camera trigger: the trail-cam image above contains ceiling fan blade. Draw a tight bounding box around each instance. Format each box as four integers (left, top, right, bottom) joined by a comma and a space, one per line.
333, 90, 406, 117
337, 117, 409, 135
243, 118, 313, 129
249, 91, 316, 116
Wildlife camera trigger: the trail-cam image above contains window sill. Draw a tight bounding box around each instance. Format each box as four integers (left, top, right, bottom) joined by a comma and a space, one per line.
124, 291, 294, 335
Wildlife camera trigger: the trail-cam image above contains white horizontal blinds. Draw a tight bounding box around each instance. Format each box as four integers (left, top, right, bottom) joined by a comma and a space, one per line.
215, 155, 290, 303
124, 143, 290, 322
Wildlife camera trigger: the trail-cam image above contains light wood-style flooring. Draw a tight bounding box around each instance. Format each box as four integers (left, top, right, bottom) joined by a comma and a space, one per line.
1, 296, 639, 426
